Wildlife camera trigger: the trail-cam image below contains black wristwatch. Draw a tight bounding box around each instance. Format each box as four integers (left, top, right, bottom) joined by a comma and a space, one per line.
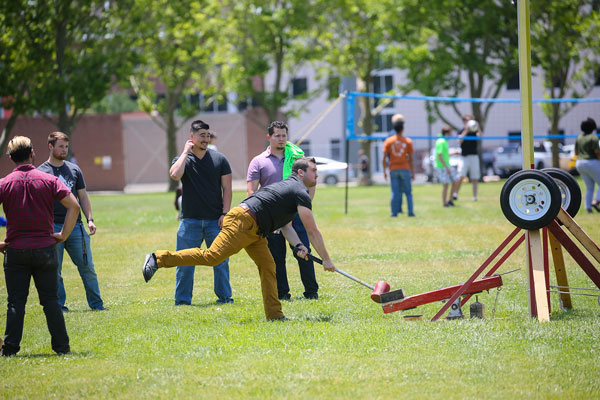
87, 218, 94, 222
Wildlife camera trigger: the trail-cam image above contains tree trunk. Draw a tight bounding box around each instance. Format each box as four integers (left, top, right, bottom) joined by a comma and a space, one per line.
165, 91, 179, 192
0, 113, 19, 159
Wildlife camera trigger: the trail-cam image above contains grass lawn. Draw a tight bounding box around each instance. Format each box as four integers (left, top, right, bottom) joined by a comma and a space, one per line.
1, 179, 599, 399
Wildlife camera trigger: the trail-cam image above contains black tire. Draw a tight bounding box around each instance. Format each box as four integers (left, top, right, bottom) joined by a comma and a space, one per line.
542, 168, 581, 219
500, 170, 562, 230
324, 175, 338, 185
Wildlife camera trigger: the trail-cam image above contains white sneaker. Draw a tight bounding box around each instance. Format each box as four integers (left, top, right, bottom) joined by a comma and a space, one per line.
472, 197, 477, 202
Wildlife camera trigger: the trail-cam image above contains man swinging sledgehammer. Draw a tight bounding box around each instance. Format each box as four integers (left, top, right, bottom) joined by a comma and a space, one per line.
142, 157, 335, 321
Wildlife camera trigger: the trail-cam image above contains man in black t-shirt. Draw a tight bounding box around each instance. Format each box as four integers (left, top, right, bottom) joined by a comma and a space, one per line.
169, 120, 233, 306
453, 114, 482, 202
142, 157, 336, 321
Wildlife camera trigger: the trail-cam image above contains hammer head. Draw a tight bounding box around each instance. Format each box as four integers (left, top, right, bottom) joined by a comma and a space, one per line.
370, 280, 391, 303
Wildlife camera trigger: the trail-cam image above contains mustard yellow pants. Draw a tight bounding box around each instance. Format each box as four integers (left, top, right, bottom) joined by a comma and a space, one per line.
155, 206, 283, 320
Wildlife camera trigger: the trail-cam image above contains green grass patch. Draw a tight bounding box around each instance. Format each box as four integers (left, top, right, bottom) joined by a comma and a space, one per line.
1, 180, 599, 399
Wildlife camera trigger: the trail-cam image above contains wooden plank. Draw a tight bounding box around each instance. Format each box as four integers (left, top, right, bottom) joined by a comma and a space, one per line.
543, 228, 551, 313
556, 209, 600, 264
528, 230, 550, 322
548, 230, 572, 309
382, 276, 503, 314
548, 220, 600, 289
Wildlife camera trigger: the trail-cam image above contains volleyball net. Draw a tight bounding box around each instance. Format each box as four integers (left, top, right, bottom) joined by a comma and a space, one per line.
345, 91, 600, 146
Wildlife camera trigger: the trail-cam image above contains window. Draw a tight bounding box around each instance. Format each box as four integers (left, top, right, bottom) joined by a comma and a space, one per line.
374, 114, 393, 134
298, 140, 311, 156
506, 72, 519, 90
372, 74, 394, 108
292, 78, 308, 97
330, 139, 341, 160
508, 131, 521, 143
327, 76, 340, 100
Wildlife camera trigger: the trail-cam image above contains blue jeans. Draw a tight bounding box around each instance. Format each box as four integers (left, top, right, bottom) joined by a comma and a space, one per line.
389, 169, 414, 216
266, 214, 318, 299
54, 222, 104, 310
175, 218, 233, 305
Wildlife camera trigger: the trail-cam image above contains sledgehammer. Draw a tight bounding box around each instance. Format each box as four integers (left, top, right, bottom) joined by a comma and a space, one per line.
305, 253, 391, 303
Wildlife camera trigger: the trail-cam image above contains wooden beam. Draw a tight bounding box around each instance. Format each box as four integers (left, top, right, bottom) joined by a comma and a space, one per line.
528, 230, 550, 321
548, 230, 572, 309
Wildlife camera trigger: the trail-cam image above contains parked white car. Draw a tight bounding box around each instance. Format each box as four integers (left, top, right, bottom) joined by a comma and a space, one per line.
314, 156, 349, 185
421, 147, 463, 182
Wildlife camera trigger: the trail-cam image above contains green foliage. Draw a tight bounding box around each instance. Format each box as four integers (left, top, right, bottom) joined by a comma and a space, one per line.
0, 182, 599, 398
0, 0, 133, 137
219, 0, 323, 123
91, 92, 139, 114
399, 0, 518, 130
124, 0, 224, 191
531, 1, 600, 126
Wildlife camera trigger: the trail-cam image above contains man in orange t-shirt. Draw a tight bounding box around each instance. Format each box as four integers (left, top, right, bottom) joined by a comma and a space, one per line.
382, 114, 415, 217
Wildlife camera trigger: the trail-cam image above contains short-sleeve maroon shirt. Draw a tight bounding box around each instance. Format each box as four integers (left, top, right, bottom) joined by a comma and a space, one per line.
0, 164, 71, 249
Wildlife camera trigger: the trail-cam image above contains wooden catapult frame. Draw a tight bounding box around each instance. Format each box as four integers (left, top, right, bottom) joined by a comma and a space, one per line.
382, 1, 600, 321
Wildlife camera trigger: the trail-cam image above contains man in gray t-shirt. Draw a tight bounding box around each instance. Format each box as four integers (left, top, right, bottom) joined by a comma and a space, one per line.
38, 132, 105, 312
142, 157, 336, 321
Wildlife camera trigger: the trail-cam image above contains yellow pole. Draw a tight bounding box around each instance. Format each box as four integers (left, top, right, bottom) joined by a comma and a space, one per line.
518, 0, 549, 321
518, 0, 534, 169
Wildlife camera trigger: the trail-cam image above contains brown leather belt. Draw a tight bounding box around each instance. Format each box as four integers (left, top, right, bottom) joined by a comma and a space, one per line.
239, 203, 257, 222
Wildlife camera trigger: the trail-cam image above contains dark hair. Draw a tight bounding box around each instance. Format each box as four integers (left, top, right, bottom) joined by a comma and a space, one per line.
461, 114, 474, 122
268, 121, 288, 135
7, 136, 33, 163
393, 120, 404, 133
292, 157, 316, 174
191, 120, 209, 133
581, 117, 597, 135
48, 131, 69, 146
441, 125, 452, 135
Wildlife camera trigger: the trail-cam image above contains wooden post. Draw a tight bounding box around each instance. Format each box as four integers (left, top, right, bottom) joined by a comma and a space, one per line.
527, 230, 550, 321
548, 230, 573, 309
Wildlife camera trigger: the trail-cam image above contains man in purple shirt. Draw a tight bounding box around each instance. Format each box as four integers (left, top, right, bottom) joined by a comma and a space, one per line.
247, 121, 319, 300
0, 136, 80, 357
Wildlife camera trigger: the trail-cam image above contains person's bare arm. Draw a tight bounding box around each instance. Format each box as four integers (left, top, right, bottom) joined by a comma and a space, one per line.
76, 188, 96, 235
53, 193, 80, 243
220, 173, 233, 228
297, 206, 334, 271
247, 179, 260, 197
382, 152, 389, 180
169, 140, 194, 181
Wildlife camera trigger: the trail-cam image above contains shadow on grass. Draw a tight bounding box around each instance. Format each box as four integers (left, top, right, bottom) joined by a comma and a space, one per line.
9, 351, 92, 358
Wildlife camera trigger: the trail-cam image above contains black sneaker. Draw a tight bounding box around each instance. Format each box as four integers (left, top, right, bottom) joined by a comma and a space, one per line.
445, 200, 455, 207
278, 293, 291, 301
142, 253, 158, 282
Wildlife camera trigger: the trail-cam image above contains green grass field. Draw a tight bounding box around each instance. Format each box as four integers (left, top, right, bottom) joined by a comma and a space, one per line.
1, 180, 599, 399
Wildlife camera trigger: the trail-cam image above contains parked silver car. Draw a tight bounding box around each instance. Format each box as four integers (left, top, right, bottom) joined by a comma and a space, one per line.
314, 156, 349, 185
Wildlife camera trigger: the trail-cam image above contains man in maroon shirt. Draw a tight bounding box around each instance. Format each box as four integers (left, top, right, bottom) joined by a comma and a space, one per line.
0, 136, 80, 357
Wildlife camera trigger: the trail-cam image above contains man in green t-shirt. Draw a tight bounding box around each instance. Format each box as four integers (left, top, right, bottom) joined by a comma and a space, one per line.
434, 125, 459, 207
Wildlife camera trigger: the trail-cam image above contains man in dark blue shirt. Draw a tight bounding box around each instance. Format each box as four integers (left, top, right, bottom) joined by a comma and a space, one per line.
142, 157, 336, 321
38, 132, 105, 312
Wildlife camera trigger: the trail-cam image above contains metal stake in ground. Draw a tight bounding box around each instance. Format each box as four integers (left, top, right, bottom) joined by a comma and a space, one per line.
304, 253, 400, 303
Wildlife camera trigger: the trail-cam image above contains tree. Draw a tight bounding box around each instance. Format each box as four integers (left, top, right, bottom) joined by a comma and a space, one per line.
219, 0, 322, 127
315, 0, 414, 180
531, 0, 600, 167
125, 0, 223, 191
399, 0, 518, 132
1, 0, 132, 152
